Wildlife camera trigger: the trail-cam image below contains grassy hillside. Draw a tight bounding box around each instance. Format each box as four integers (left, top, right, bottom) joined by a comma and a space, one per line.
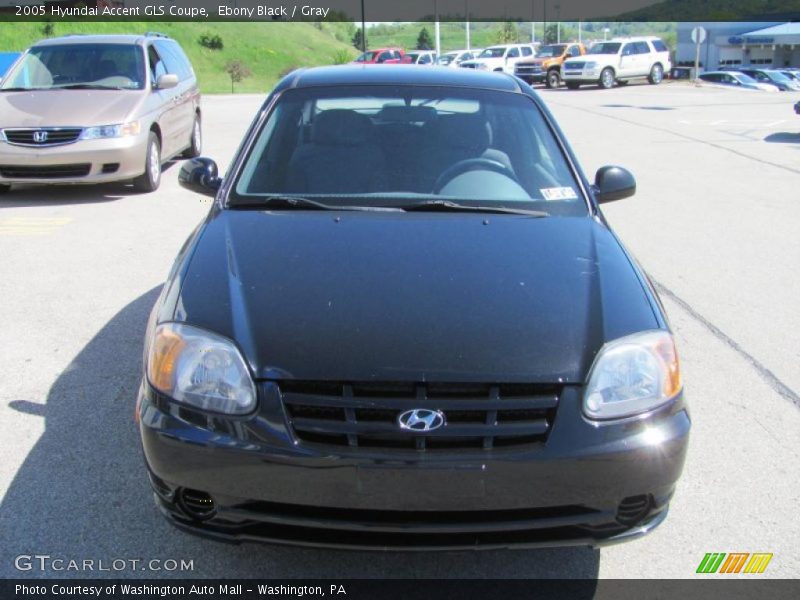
2, 21, 358, 93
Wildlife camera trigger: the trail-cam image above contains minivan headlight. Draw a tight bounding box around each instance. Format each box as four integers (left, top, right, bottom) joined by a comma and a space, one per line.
584, 61, 598, 69
147, 323, 256, 415
584, 330, 681, 420
80, 121, 140, 140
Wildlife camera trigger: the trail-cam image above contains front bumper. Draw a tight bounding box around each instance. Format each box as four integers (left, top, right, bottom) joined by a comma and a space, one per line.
515, 71, 546, 84
562, 69, 601, 84
138, 382, 690, 550
0, 133, 148, 185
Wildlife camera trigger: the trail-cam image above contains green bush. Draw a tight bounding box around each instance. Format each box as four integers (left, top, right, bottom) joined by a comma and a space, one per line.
199, 33, 224, 51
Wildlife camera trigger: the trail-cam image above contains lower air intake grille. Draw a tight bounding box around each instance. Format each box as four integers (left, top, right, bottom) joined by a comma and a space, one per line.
0, 164, 91, 178
280, 381, 561, 452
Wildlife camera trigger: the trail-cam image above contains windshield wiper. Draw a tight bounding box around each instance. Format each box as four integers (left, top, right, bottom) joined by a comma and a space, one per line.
235, 196, 404, 212
56, 84, 128, 90
400, 200, 549, 217
0, 87, 45, 92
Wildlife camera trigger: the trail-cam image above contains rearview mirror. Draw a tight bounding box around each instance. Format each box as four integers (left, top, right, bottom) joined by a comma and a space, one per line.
155, 73, 178, 90
179, 157, 222, 197
593, 166, 636, 204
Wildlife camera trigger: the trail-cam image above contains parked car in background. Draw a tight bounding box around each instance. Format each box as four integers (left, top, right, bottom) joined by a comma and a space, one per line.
438, 49, 481, 68
143, 64, 690, 550
562, 37, 671, 89
0, 33, 201, 194
779, 69, 800, 82
353, 48, 405, 65
402, 50, 437, 66
697, 71, 779, 92
460, 44, 536, 74
795, 100, 800, 115
0, 52, 21, 80
514, 43, 586, 88
721, 67, 800, 91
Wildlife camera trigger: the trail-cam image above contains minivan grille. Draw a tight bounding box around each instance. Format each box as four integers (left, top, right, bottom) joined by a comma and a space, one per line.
3, 128, 83, 147
564, 61, 586, 70
0, 163, 91, 178
280, 382, 560, 452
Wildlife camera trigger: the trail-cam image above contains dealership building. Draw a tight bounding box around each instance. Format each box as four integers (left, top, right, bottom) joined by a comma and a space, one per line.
676, 22, 800, 70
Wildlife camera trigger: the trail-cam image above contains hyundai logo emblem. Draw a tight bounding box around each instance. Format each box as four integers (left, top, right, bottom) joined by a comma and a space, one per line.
32, 131, 48, 143
397, 409, 445, 432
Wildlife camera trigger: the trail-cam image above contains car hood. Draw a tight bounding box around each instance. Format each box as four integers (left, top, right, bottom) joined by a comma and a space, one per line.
172, 211, 658, 383
0, 89, 145, 127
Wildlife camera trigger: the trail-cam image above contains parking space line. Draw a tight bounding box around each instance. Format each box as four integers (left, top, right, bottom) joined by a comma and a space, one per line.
0, 217, 73, 236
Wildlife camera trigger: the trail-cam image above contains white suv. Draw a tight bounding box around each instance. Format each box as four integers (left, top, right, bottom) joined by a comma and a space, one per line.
562, 37, 671, 89
460, 44, 536, 74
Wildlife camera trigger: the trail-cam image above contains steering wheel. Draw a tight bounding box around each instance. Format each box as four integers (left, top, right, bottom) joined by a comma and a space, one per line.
433, 157, 520, 194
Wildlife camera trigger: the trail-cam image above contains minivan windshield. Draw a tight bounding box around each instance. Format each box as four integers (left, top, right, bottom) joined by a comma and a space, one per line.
231, 85, 586, 216
0, 43, 146, 91
479, 47, 507, 58
588, 42, 621, 55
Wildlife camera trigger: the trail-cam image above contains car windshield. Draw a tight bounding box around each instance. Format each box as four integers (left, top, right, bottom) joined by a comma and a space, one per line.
231, 85, 586, 216
479, 47, 506, 58
588, 43, 621, 55
765, 70, 791, 82
536, 45, 566, 58
438, 54, 456, 65
355, 51, 378, 63
0, 43, 145, 91
734, 73, 758, 84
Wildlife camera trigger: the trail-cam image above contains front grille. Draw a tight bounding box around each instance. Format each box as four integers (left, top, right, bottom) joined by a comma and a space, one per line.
515, 65, 543, 74
280, 381, 560, 452
460, 63, 478, 69
564, 61, 586, 70
0, 163, 91, 178
3, 127, 83, 147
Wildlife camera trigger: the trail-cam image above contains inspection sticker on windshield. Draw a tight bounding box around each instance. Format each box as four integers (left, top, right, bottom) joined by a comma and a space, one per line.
540, 187, 578, 201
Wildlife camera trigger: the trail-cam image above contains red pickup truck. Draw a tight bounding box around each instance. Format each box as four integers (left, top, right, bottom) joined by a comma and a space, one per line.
353, 48, 405, 64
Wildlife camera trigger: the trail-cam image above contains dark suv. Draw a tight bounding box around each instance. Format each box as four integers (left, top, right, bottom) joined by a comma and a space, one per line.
138, 65, 690, 550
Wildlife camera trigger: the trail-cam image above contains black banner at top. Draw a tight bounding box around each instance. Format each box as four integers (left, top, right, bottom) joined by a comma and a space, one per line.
1, 0, 799, 22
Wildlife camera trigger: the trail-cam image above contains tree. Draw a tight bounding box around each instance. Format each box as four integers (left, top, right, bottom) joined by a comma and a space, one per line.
416, 27, 433, 50
496, 22, 518, 44
352, 28, 366, 51
41, 22, 54, 37
224, 60, 251, 94
544, 24, 558, 44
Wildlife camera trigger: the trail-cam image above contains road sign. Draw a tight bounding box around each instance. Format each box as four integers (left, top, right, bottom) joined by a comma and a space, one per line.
691, 26, 707, 44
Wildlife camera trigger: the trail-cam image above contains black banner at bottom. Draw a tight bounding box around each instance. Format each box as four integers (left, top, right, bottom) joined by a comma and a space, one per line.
3, 579, 800, 600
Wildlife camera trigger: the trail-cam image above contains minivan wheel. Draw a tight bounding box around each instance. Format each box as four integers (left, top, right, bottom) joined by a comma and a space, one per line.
648, 64, 663, 84
546, 69, 561, 88
182, 116, 202, 159
599, 68, 615, 89
133, 132, 161, 193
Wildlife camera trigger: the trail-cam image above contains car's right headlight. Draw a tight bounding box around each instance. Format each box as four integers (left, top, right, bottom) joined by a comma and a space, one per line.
583, 330, 682, 421
147, 322, 257, 415
584, 61, 598, 69
477, 63, 489, 70
0, 129, 6, 143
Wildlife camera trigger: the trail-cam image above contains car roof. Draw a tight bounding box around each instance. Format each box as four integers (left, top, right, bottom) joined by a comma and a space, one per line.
31, 34, 169, 47
276, 65, 523, 93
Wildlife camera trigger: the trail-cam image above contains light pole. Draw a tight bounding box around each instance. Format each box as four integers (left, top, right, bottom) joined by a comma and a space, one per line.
555, 4, 560, 44
603, 27, 610, 41
360, 0, 366, 52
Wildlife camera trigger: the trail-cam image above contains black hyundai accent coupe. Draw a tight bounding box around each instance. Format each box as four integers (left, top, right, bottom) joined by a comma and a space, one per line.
137, 65, 690, 549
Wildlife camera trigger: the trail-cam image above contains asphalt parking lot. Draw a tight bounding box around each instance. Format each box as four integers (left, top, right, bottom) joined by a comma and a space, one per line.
0, 81, 798, 579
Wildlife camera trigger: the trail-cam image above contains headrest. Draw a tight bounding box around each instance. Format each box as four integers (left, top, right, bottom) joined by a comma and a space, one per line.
436, 114, 490, 152
312, 109, 372, 146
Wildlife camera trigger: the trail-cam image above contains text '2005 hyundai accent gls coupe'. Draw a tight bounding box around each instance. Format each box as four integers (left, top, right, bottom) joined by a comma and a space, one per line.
137, 65, 690, 550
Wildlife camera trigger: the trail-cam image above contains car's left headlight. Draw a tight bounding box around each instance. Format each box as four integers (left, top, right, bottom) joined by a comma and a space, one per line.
584, 61, 598, 69
477, 63, 489, 70
584, 330, 682, 420
80, 121, 140, 140
146, 322, 257, 415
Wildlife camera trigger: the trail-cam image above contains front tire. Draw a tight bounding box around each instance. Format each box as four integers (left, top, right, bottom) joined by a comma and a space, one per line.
546, 69, 561, 88
648, 63, 664, 84
599, 67, 615, 89
132, 132, 161, 193
566, 82, 580, 90
182, 116, 202, 159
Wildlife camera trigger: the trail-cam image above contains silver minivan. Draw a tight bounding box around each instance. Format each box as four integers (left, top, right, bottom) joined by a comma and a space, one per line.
0, 33, 201, 193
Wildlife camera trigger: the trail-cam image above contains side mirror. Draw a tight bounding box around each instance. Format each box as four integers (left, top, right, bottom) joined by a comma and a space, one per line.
155, 73, 178, 90
179, 157, 222, 197
593, 166, 636, 204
